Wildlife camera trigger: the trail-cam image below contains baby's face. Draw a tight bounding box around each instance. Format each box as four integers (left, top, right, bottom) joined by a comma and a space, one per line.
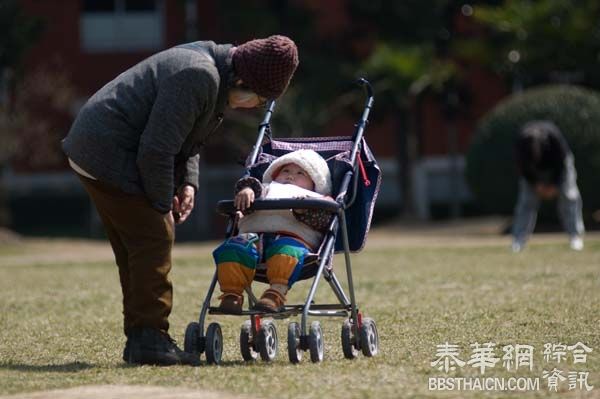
274, 163, 315, 191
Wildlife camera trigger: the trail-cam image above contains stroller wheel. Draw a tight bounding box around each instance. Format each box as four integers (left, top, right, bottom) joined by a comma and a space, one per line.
341, 319, 359, 359
359, 317, 379, 357
257, 320, 278, 362
184, 322, 203, 355
287, 322, 303, 364
205, 322, 223, 365
240, 320, 259, 362
308, 321, 324, 363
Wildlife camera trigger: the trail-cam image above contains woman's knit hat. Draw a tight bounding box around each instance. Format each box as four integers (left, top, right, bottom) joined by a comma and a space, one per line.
232, 35, 299, 99
263, 149, 332, 195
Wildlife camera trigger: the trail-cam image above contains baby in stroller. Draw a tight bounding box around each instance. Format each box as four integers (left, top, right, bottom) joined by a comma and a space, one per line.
185, 79, 380, 365
213, 149, 335, 314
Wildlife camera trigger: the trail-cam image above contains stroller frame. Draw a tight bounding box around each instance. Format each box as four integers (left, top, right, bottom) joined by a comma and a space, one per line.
184, 79, 379, 364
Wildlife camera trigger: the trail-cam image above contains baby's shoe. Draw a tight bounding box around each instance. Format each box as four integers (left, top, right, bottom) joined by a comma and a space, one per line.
569, 236, 584, 251
218, 293, 244, 314
254, 288, 286, 313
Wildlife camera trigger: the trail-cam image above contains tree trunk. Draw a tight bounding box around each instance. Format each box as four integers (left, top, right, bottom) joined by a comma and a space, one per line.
398, 104, 418, 220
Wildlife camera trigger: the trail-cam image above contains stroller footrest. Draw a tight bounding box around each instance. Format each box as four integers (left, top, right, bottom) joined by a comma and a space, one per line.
307, 310, 349, 317
208, 303, 351, 318
208, 306, 302, 319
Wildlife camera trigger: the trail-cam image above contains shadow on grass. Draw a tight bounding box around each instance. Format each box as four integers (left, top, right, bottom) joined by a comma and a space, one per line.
0, 361, 94, 372
114, 359, 272, 368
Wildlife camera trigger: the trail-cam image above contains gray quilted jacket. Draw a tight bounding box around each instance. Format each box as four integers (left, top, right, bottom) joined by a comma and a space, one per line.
62, 41, 233, 213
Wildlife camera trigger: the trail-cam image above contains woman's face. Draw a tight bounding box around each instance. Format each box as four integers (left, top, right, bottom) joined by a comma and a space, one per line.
228, 88, 267, 109
274, 163, 315, 191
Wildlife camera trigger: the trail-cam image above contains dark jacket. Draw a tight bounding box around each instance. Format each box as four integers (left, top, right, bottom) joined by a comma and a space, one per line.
62, 41, 234, 213
515, 121, 571, 186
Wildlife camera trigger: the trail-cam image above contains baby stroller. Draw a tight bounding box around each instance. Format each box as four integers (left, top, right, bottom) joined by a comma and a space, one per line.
184, 78, 381, 364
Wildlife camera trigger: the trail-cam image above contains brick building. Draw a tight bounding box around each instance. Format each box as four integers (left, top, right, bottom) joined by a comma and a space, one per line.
6, 0, 508, 238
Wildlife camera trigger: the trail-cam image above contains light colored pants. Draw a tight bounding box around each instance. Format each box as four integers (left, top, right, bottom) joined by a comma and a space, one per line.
512, 155, 584, 244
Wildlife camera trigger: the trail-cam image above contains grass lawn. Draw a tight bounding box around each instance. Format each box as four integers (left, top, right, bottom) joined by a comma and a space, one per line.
1, 230, 599, 398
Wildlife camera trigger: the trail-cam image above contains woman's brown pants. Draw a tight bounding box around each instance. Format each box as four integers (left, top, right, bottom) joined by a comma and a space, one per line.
78, 175, 174, 335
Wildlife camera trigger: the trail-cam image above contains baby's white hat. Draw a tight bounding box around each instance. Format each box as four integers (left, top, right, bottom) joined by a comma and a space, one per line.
263, 149, 332, 195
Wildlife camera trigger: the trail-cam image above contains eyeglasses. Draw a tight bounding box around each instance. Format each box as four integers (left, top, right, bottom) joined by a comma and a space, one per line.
237, 82, 268, 108
257, 96, 268, 108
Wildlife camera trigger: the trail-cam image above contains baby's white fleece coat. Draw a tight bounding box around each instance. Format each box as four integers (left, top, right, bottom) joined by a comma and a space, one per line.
237, 182, 325, 249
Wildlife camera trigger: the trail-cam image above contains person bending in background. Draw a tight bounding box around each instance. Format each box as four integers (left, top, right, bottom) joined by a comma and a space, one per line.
511, 120, 585, 252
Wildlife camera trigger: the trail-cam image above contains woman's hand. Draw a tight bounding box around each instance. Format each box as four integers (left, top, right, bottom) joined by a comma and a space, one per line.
235, 187, 255, 211
172, 184, 195, 224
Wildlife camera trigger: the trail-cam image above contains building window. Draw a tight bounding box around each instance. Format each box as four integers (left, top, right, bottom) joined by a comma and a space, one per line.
80, 0, 163, 52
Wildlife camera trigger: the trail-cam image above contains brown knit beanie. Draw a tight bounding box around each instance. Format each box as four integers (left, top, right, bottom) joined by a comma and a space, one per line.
232, 35, 299, 99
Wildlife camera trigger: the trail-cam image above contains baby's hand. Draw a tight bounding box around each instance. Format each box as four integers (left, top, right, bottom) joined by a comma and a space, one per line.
291, 195, 307, 214
235, 187, 255, 211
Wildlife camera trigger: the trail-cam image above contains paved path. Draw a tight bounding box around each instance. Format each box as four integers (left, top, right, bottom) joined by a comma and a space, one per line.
0, 385, 258, 399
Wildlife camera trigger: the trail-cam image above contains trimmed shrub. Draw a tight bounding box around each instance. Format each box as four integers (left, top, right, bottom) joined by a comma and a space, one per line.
466, 85, 600, 218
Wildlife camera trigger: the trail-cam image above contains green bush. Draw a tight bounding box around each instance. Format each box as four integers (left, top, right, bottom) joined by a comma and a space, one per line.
466, 85, 600, 217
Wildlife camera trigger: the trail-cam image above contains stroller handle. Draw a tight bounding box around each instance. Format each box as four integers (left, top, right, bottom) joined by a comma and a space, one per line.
351, 78, 374, 156
247, 100, 276, 166
216, 198, 341, 216
356, 77, 374, 99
